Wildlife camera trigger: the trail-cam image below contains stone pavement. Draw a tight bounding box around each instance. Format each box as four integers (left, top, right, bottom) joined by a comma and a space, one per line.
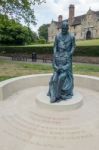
0, 86, 99, 150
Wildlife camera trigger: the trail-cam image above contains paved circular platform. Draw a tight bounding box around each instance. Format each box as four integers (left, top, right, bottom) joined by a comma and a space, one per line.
36, 91, 83, 111
0, 74, 99, 150
0, 86, 99, 150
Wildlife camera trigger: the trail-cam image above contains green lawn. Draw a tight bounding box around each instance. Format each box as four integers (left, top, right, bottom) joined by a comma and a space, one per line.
30, 39, 99, 46
4, 43, 53, 47
28, 39, 99, 46
0, 60, 99, 82
76, 39, 99, 46
0, 60, 52, 81
1, 39, 99, 47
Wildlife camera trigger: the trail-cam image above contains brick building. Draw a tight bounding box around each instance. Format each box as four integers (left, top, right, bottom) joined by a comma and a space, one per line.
48, 4, 99, 42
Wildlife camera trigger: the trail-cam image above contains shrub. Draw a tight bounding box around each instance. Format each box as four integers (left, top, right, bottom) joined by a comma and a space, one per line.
0, 45, 53, 55
74, 46, 99, 57
37, 38, 46, 44
0, 45, 99, 57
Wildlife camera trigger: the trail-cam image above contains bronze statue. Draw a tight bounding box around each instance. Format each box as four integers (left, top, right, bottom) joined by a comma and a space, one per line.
47, 21, 75, 103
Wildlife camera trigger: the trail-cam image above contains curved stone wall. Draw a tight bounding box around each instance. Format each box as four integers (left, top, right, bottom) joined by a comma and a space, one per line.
0, 74, 99, 100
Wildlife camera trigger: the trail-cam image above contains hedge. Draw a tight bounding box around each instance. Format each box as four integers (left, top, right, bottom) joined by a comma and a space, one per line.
74, 46, 99, 57
0, 45, 53, 55
0, 45, 99, 57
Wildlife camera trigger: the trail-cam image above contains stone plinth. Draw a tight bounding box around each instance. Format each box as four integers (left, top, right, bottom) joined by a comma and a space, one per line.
36, 91, 83, 111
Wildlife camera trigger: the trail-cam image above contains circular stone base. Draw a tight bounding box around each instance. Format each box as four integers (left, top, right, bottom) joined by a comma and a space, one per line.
36, 91, 83, 111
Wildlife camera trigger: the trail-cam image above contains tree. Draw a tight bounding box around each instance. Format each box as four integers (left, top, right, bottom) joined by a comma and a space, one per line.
31, 31, 38, 43
38, 24, 48, 42
0, 14, 38, 45
0, 0, 46, 26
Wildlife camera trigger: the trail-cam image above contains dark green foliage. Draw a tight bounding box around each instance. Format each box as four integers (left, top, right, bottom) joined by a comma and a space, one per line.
38, 24, 48, 42
0, 45, 99, 57
0, 0, 46, 26
0, 15, 38, 45
37, 38, 46, 44
74, 46, 99, 57
0, 45, 53, 55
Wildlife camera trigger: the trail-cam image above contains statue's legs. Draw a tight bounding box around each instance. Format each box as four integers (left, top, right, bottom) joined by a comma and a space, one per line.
61, 72, 74, 100
56, 72, 66, 100
48, 71, 74, 102
47, 72, 59, 103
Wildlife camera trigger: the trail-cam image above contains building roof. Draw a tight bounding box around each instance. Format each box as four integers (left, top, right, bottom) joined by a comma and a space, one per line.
95, 11, 99, 17
71, 15, 85, 25
50, 10, 99, 28
71, 10, 99, 26
50, 19, 68, 29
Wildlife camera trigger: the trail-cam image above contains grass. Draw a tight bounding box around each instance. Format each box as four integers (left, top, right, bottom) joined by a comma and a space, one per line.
0, 39, 99, 48
25, 39, 99, 46
0, 60, 99, 82
73, 63, 99, 76
31, 39, 99, 46
1, 44, 53, 47
0, 60, 52, 81
28, 39, 99, 46
76, 39, 99, 46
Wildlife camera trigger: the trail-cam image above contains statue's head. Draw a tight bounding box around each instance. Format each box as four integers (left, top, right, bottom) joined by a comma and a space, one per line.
61, 21, 69, 35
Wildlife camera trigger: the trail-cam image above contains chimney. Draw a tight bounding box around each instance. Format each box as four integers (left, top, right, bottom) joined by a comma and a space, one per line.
69, 4, 75, 25
58, 15, 63, 22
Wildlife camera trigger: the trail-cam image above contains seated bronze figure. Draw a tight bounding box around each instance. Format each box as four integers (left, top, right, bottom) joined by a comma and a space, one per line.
47, 21, 75, 103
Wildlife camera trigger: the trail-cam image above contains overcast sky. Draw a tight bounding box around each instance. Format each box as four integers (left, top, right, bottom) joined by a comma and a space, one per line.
32, 0, 99, 32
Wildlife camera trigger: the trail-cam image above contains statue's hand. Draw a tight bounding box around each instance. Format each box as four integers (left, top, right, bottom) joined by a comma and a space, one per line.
57, 67, 64, 73
61, 64, 69, 71
54, 66, 58, 72
60, 69, 64, 73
